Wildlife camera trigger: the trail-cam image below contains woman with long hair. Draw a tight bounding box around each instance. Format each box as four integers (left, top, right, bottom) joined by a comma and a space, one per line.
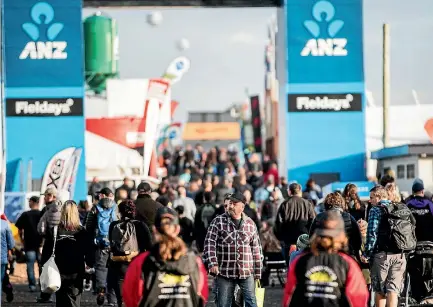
122, 207, 208, 307
309, 192, 362, 261
385, 182, 402, 203
343, 183, 367, 221
51, 200, 94, 307
283, 211, 368, 307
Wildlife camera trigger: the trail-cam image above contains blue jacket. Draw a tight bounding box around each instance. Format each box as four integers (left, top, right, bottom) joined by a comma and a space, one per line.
1, 220, 15, 264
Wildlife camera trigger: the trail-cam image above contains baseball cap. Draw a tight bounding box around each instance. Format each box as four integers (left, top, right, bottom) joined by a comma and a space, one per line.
42, 187, 57, 196
228, 191, 246, 204
98, 187, 113, 197
412, 179, 424, 193
314, 211, 345, 238
137, 182, 152, 193
154, 207, 179, 233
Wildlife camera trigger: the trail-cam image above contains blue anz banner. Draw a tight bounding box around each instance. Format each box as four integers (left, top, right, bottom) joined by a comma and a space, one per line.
4, 0, 84, 88
284, 0, 366, 187
287, 0, 364, 85
3, 0, 86, 200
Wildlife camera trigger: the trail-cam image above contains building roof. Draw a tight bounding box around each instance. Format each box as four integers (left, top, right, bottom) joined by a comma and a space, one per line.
371, 143, 433, 160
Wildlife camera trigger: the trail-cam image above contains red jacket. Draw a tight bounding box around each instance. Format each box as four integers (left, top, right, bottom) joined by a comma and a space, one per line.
283, 251, 368, 307
123, 251, 209, 307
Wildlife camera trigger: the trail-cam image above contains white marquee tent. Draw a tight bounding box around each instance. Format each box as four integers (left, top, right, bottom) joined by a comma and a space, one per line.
85, 131, 143, 180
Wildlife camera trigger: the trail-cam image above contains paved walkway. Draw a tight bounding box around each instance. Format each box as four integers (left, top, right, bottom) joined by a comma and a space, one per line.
3, 264, 284, 307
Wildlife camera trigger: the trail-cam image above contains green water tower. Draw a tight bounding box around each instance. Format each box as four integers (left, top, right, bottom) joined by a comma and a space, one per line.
84, 12, 119, 94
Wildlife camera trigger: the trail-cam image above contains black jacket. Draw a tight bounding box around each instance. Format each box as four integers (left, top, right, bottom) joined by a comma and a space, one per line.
42, 226, 95, 273
310, 209, 362, 258
135, 194, 163, 230
405, 195, 433, 242
285, 251, 368, 307
274, 196, 316, 246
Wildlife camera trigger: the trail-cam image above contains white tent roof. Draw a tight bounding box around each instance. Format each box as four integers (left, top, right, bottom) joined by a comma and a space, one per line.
366, 104, 433, 152
85, 132, 143, 179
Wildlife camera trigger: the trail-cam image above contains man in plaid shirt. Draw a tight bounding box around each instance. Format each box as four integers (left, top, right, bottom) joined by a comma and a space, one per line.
204, 191, 263, 307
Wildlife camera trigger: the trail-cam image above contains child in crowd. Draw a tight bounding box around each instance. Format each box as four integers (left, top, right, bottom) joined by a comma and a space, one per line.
289, 234, 309, 264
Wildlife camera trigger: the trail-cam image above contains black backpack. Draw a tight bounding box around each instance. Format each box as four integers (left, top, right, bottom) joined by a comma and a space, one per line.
139, 252, 204, 307
110, 221, 140, 262
379, 202, 417, 252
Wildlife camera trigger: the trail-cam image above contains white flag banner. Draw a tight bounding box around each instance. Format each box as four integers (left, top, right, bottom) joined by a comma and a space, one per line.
162, 56, 190, 85
60, 148, 82, 199
143, 99, 160, 177
40, 147, 76, 203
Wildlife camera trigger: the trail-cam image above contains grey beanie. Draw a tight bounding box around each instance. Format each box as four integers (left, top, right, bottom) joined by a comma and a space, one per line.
296, 234, 310, 250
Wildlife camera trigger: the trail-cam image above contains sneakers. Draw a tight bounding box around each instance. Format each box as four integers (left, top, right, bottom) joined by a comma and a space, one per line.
84, 280, 93, 292
29, 285, 37, 292
97, 288, 106, 306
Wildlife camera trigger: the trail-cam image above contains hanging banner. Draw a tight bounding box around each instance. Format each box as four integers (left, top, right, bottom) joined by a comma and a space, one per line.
143, 99, 160, 177
39, 147, 76, 202
286, 0, 364, 84
250, 95, 263, 153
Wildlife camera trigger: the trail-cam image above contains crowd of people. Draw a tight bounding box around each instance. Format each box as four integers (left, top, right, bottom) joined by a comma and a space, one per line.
1, 145, 433, 307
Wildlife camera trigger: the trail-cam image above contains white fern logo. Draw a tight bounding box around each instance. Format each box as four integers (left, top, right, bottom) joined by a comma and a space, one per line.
19, 1, 68, 60
301, 0, 348, 57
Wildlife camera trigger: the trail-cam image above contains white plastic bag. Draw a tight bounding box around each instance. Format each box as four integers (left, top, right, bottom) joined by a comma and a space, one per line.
40, 256, 61, 293
40, 226, 61, 293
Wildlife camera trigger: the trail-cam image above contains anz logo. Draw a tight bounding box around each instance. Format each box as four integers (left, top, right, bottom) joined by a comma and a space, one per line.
301, 0, 347, 57
19, 2, 67, 60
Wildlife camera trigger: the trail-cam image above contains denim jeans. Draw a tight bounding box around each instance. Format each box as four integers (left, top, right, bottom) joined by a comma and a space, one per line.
215, 275, 257, 307
95, 248, 109, 290
26, 250, 41, 287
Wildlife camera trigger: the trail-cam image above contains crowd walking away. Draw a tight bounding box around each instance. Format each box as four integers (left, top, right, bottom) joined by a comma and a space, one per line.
4, 146, 433, 307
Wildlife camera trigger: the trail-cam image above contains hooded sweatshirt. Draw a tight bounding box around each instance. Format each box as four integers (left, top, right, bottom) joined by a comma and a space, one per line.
37, 200, 62, 236
85, 198, 118, 238
406, 195, 433, 242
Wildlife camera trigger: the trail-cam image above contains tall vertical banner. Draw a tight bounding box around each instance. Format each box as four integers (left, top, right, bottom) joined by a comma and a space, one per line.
250, 95, 263, 153
143, 99, 160, 177
285, 0, 366, 186
3, 0, 86, 200
39, 147, 75, 200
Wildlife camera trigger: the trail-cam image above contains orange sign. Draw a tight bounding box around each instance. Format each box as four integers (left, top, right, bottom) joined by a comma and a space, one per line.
425, 118, 433, 144
182, 122, 240, 141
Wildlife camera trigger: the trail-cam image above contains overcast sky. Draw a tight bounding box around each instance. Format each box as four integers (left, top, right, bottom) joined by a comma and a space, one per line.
83, 0, 433, 122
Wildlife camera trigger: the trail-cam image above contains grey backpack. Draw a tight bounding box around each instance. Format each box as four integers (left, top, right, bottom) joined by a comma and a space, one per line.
110, 221, 140, 262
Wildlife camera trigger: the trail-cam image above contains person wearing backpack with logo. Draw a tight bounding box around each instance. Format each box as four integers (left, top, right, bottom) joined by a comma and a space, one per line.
107, 200, 152, 307
363, 186, 416, 307
85, 197, 118, 306
122, 207, 208, 307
